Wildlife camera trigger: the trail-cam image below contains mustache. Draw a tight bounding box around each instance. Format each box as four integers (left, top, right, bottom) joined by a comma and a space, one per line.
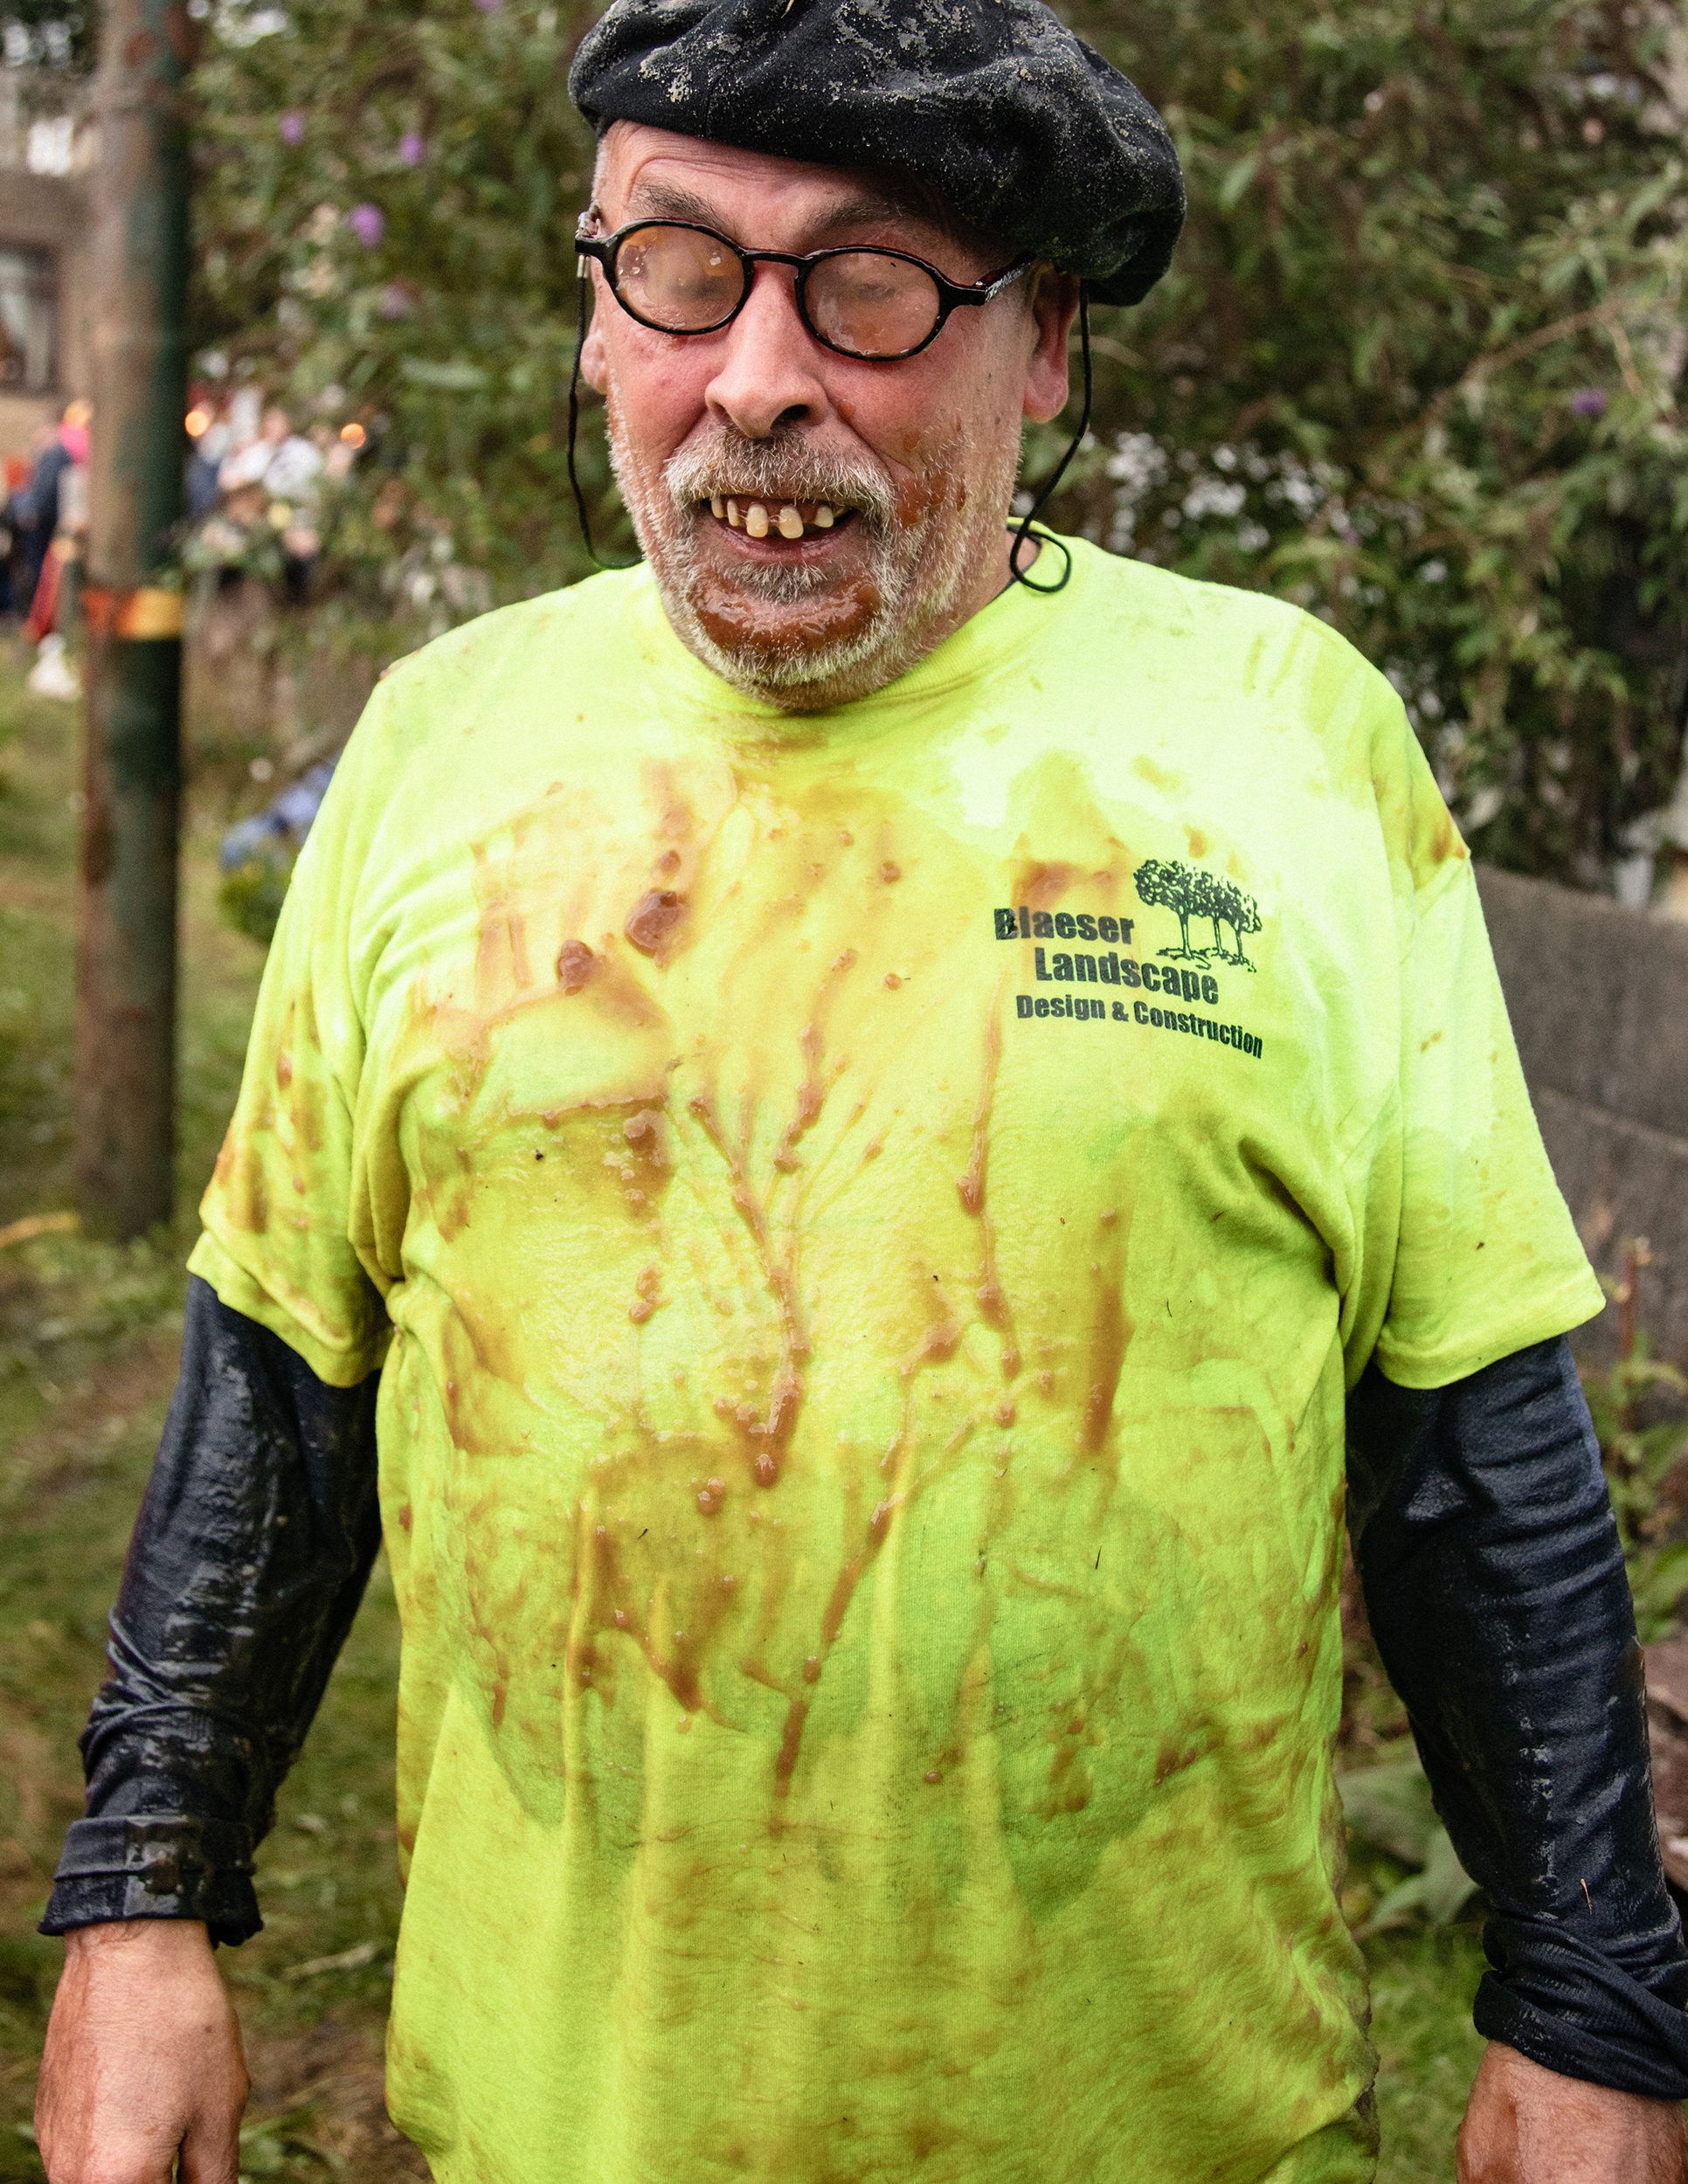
663, 432, 896, 532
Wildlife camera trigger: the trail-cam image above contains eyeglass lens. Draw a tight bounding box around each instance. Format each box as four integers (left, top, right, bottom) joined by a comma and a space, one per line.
612, 225, 944, 359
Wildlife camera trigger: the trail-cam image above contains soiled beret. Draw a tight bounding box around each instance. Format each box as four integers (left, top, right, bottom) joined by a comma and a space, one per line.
569, 0, 1185, 308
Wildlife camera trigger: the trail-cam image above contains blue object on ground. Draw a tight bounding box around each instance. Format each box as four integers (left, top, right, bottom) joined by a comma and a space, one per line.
219, 761, 336, 873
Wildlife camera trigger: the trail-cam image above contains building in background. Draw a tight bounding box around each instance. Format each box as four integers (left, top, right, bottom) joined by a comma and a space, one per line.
0, 63, 91, 464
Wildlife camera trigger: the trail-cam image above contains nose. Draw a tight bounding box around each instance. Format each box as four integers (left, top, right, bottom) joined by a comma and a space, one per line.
703, 261, 832, 440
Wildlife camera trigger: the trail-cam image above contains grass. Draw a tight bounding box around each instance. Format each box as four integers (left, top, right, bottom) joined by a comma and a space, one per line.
0, 631, 1491, 2180
0, 633, 418, 2181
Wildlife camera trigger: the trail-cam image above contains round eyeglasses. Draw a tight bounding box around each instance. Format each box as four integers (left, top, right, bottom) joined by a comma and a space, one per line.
575, 218, 1034, 363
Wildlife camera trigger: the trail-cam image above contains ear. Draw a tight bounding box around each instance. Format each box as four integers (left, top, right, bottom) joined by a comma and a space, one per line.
1022, 270, 1082, 425
579, 266, 610, 394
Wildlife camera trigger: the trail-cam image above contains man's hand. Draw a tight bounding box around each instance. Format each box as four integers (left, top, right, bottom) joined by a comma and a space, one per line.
1457, 2041, 1688, 2183
35, 1920, 249, 2184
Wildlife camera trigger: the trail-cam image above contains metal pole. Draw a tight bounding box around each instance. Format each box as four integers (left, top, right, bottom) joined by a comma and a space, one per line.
75, 0, 192, 1240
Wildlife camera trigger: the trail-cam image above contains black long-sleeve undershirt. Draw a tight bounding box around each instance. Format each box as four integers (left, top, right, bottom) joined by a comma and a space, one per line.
41, 1277, 381, 1946
42, 1284, 1688, 2093
1348, 1335, 1688, 2097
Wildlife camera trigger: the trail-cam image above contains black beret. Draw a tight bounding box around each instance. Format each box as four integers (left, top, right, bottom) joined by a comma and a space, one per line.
569, 0, 1185, 308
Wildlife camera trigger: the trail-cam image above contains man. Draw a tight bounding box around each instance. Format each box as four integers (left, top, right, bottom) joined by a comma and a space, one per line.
32, 4, 1688, 2180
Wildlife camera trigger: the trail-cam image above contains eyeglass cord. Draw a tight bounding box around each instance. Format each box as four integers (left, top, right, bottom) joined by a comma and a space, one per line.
567, 270, 1092, 597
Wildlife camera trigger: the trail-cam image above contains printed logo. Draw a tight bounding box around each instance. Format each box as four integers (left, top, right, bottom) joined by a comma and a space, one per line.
993, 887, 1265, 1061
1131, 858, 1261, 973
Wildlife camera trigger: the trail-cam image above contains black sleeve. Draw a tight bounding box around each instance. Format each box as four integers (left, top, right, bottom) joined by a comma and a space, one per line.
39, 1275, 383, 1946
1347, 1332, 1688, 2098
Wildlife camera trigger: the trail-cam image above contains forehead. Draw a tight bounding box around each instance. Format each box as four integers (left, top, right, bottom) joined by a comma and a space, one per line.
596, 122, 963, 254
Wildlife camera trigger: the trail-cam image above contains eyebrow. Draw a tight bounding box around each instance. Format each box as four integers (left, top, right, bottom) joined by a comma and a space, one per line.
620, 177, 945, 248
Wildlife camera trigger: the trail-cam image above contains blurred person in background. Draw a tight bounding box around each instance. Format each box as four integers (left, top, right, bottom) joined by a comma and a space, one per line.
185, 389, 230, 520
9, 416, 66, 621
0, 453, 32, 616
23, 403, 91, 693
218, 402, 324, 602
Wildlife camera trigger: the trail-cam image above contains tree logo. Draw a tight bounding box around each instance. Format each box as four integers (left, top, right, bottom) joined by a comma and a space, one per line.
1132, 858, 1262, 971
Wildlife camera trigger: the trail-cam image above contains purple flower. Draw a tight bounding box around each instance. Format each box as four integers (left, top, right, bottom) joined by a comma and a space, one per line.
399, 131, 425, 167
474, 0, 502, 12
279, 110, 305, 147
1571, 387, 1608, 419
379, 283, 417, 320
348, 204, 385, 249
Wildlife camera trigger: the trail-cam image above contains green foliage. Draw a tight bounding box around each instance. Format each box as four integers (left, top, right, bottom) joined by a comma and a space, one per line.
219, 850, 294, 946
1581, 1328, 1688, 1641
184, 0, 1688, 885
1339, 1753, 1482, 1936
1055, 0, 1688, 885
190, 0, 616, 611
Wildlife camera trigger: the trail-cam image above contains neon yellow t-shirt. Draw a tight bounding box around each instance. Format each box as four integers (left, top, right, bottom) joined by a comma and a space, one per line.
191, 539, 1601, 2184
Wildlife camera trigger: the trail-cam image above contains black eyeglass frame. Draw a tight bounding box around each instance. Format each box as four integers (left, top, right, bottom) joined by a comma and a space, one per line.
575, 217, 1035, 363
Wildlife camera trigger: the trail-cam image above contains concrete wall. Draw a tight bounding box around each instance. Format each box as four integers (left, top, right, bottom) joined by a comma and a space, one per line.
1478, 866, 1688, 1364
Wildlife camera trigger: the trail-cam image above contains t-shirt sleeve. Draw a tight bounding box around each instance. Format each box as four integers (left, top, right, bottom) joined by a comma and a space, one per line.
188, 706, 393, 1390
1365, 704, 1604, 1390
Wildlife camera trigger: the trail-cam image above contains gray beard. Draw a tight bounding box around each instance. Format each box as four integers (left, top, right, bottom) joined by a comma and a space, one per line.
606, 420, 992, 704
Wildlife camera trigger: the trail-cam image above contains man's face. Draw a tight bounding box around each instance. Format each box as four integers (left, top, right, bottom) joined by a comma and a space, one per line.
581, 125, 1077, 711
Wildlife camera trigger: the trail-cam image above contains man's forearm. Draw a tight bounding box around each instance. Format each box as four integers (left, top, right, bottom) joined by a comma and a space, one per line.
40, 1276, 383, 1946
1348, 1334, 1688, 2098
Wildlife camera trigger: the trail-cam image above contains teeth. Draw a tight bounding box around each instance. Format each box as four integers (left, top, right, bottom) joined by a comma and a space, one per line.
716, 497, 841, 535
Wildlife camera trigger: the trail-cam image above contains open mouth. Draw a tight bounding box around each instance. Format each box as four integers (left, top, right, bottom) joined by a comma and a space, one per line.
701, 495, 856, 541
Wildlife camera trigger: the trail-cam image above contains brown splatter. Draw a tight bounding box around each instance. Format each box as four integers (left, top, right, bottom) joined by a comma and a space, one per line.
956, 990, 1020, 1375
1080, 1281, 1131, 1455
773, 1695, 811, 1791
624, 888, 686, 958
773, 1406, 979, 1804
1155, 1737, 1204, 1786
692, 570, 887, 670
628, 1265, 662, 1324
1184, 825, 1209, 860
1010, 856, 1083, 911
214, 1130, 270, 1235
472, 839, 536, 1009
686, 1093, 808, 1484
900, 1316, 962, 1375
575, 1516, 741, 1723
879, 861, 901, 883
556, 940, 595, 993
771, 951, 856, 1173
621, 1108, 663, 1159
955, 1002, 1000, 1216
1132, 754, 1187, 797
